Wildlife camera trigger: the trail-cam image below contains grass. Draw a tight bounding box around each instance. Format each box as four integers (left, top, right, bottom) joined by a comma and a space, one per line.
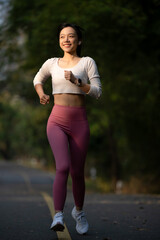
67, 175, 112, 193
15, 158, 160, 194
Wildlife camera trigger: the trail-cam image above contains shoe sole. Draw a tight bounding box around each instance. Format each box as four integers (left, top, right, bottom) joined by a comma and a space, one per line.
50, 223, 65, 232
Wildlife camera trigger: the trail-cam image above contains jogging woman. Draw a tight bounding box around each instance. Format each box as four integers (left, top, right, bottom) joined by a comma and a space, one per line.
33, 23, 102, 235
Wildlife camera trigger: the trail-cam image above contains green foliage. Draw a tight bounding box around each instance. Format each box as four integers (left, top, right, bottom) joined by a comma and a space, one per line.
0, 92, 53, 161
1, 0, 160, 192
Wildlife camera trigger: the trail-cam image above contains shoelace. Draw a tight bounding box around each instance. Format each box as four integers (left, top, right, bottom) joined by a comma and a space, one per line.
55, 212, 63, 220
76, 212, 87, 224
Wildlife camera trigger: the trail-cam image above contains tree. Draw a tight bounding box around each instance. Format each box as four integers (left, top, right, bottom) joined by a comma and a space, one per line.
1, 0, 160, 192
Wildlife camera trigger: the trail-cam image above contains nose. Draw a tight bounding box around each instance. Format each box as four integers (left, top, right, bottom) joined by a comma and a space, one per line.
64, 36, 70, 42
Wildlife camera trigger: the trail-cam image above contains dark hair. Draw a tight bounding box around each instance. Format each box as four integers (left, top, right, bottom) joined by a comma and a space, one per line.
57, 23, 84, 57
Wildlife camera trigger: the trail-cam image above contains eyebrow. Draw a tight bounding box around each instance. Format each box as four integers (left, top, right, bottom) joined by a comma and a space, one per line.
60, 33, 76, 36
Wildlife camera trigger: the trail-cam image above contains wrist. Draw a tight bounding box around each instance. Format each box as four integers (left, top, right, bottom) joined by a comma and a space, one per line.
74, 78, 83, 87
39, 92, 45, 98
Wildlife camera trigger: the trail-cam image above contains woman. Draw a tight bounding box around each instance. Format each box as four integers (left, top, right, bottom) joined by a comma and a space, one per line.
33, 23, 102, 235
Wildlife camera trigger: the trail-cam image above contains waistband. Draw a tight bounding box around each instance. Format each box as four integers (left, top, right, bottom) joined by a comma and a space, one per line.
51, 104, 87, 121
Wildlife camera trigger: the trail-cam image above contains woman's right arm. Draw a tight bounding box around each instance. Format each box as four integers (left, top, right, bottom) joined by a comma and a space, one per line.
33, 59, 52, 105
35, 84, 50, 105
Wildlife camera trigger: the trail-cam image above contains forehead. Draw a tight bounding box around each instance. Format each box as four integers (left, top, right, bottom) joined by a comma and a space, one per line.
60, 27, 77, 35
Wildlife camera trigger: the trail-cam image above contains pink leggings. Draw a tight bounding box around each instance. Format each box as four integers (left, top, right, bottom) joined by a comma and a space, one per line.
47, 104, 90, 211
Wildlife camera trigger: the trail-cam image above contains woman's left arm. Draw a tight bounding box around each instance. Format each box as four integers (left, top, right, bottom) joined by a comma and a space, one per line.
79, 83, 90, 94
84, 57, 102, 99
64, 70, 91, 93
64, 57, 102, 99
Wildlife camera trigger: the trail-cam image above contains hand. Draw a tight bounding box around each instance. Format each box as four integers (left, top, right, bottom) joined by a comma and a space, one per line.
39, 93, 50, 105
64, 70, 76, 84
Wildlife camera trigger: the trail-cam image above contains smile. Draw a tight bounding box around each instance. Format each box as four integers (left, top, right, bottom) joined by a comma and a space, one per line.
63, 44, 71, 47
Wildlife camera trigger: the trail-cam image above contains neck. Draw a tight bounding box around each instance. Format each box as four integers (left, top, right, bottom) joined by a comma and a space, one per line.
63, 52, 79, 61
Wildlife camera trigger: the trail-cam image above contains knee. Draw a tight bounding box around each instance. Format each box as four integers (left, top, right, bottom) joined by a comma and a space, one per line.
56, 164, 69, 175
70, 169, 84, 180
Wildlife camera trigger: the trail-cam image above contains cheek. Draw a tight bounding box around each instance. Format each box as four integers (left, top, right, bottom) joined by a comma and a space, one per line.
59, 40, 63, 48
73, 39, 79, 46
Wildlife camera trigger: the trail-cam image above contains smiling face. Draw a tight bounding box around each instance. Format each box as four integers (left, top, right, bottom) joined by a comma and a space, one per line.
59, 27, 80, 55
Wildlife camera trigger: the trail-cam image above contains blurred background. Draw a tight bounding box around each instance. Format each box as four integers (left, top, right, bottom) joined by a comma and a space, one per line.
0, 0, 160, 194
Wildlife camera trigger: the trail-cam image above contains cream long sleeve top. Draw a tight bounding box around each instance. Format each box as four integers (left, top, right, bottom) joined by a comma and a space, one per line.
33, 56, 102, 99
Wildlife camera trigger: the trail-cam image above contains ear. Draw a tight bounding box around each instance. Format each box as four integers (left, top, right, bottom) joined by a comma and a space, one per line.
78, 41, 82, 45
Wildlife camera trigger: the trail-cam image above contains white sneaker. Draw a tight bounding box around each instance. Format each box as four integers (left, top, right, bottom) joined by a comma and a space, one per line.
71, 206, 89, 234
50, 212, 65, 231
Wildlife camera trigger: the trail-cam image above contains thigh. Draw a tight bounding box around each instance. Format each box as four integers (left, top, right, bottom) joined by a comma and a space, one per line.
69, 120, 90, 171
47, 122, 70, 171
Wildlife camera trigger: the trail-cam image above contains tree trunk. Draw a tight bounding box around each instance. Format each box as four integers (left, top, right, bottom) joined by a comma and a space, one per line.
107, 124, 120, 191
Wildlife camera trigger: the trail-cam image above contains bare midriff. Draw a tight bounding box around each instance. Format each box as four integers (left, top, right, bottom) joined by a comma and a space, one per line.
54, 93, 85, 107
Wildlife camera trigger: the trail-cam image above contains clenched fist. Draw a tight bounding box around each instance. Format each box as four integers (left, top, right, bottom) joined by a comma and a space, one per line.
64, 70, 77, 83
39, 94, 50, 105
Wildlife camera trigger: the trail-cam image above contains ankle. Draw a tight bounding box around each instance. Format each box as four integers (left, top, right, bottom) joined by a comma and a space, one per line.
55, 211, 63, 217
76, 206, 83, 212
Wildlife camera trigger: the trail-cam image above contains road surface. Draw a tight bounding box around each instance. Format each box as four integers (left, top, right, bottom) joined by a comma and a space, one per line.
0, 160, 160, 240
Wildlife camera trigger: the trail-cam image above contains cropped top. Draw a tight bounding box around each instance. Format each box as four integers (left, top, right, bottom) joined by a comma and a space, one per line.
33, 56, 102, 99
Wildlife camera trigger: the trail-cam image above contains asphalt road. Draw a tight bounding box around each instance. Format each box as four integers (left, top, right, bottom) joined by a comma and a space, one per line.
0, 160, 160, 240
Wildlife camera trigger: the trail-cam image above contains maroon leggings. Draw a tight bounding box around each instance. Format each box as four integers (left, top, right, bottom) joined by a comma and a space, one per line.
47, 104, 90, 211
